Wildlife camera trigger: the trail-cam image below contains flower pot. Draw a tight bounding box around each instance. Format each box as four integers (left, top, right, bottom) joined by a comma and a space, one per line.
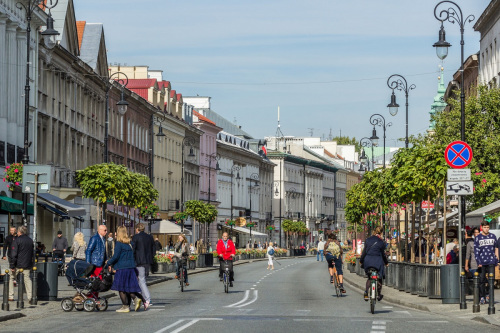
156, 262, 167, 273
213, 257, 219, 265
168, 263, 175, 273
189, 260, 196, 270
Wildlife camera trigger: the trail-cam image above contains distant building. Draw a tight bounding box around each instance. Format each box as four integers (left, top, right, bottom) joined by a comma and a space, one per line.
474, 0, 500, 87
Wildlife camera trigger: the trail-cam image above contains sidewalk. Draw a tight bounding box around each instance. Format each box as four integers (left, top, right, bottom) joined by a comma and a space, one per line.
343, 267, 500, 328
0, 255, 297, 322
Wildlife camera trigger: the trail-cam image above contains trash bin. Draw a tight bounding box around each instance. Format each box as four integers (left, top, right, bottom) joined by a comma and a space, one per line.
440, 264, 459, 304
205, 254, 213, 267
36, 262, 59, 301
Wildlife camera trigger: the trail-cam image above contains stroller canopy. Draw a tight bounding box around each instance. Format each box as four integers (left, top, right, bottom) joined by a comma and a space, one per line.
66, 260, 94, 283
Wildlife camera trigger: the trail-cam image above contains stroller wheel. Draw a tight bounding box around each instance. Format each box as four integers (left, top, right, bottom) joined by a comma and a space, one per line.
74, 296, 84, 311
83, 298, 96, 312
96, 297, 108, 311
61, 298, 74, 312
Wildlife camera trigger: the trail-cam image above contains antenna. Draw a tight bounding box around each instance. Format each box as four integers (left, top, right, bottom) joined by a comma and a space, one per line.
308, 128, 314, 137
275, 106, 286, 152
329, 128, 333, 141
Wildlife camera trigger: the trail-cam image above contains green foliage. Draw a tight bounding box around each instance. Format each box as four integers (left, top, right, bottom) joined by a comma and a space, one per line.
3, 163, 23, 191
141, 203, 160, 218
331, 136, 360, 152
184, 200, 218, 224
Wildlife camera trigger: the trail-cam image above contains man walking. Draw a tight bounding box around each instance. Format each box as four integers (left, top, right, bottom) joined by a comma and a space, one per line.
85, 225, 107, 281
9, 226, 34, 304
2, 226, 17, 261
317, 237, 325, 262
52, 231, 68, 260
474, 221, 499, 304
132, 223, 154, 310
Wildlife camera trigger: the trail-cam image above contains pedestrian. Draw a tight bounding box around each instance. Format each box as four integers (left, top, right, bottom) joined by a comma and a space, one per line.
258, 241, 262, 249
106, 232, 115, 259
72, 231, 87, 260
246, 241, 251, 250
173, 234, 190, 286
52, 230, 68, 260
2, 226, 17, 262
154, 237, 163, 253
132, 223, 154, 310
317, 237, 325, 262
389, 238, 398, 261
446, 245, 459, 264
267, 242, 275, 270
465, 228, 479, 277
107, 226, 145, 313
474, 221, 499, 304
189, 243, 195, 253
9, 226, 34, 304
446, 238, 459, 256
253, 241, 258, 249
85, 224, 108, 290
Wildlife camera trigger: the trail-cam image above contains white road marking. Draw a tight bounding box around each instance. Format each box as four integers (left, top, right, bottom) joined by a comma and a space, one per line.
253, 285, 257, 287
235, 290, 259, 308
169, 319, 223, 333
372, 326, 386, 329
407, 321, 448, 323
153, 320, 185, 333
251, 288, 255, 290
382, 306, 393, 309
373, 321, 386, 325
225, 290, 250, 308
394, 310, 411, 315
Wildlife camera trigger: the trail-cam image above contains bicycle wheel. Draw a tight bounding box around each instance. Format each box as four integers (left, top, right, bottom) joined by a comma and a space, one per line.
224, 273, 229, 293
61, 298, 74, 312
334, 274, 341, 297
370, 299, 375, 314
96, 297, 108, 311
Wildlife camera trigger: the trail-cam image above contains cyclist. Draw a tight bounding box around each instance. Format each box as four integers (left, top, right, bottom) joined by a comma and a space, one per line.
360, 226, 388, 302
173, 234, 190, 286
216, 232, 236, 287
324, 233, 345, 293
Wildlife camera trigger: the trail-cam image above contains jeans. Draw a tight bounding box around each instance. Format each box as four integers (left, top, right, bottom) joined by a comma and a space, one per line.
9, 268, 32, 300
175, 260, 188, 283
479, 265, 495, 299
136, 266, 151, 303
317, 250, 324, 261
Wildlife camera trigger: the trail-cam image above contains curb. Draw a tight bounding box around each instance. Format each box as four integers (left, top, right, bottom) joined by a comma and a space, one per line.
0, 312, 24, 322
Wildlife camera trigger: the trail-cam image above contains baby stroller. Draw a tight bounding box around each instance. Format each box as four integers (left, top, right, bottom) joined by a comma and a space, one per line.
52, 251, 66, 276
61, 260, 113, 312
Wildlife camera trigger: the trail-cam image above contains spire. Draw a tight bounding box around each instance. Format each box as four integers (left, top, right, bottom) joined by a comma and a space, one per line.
429, 65, 447, 132
275, 106, 286, 152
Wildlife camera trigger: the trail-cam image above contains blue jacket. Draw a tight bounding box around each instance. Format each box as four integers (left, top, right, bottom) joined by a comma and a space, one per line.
106, 241, 136, 270
85, 233, 106, 267
360, 235, 388, 278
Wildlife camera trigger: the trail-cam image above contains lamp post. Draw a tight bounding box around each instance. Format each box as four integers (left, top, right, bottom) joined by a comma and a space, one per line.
18, 0, 60, 225
248, 173, 259, 241
206, 153, 220, 245
230, 165, 241, 238
104, 72, 129, 163
286, 187, 296, 248
180, 137, 195, 233
359, 137, 374, 172
273, 180, 281, 248
370, 114, 392, 238
434, 1, 475, 310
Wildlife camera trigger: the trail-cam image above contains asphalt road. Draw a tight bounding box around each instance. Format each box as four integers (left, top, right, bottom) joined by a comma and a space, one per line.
2, 257, 497, 333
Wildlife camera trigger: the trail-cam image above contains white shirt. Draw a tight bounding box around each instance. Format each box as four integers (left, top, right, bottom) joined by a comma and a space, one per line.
318, 241, 326, 251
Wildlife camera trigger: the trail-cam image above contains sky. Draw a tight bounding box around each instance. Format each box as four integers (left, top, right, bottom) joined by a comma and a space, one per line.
74, 0, 490, 147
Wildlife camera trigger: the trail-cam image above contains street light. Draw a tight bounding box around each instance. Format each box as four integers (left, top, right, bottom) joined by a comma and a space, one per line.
273, 180, 282, 248
434, 1, 475, 310
180, 136, 196, 233
286, 187, 296, 248
386, 74, 416, 149
248, 173, 259, 241
104, 72, 129, 163
205, 152, 220, 250
18, 0, 60, 226
359, 137, 374, 171
230, 165, 241, 238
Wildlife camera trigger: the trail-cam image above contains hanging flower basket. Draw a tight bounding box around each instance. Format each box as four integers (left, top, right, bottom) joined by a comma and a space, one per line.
173, 211, 188, 224
225, 219, 236, 226
318, 230, 324, 234
3, 163, 23, 191
246, 222, 256, 228
267, 225, 275, 231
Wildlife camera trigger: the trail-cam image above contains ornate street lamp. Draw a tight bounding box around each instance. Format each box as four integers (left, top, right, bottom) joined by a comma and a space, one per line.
248, 173, 259, 241
386, 74, 416, 149
273, 180, 282, 247
359, 137, 374, 171
104, 72, 129, 163
180, 136, 196, 233
230, 165, 241, 237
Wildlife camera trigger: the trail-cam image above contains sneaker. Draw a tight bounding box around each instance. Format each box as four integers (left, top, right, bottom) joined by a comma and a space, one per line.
480, 297, 486, 305
486, 295, 490, 302
364, 291, 369, 302
377, 294, 384, 302
230, 282, 233, 287
116, 306, 130, 313
340, 285, 346, 293
330, 276, 334, 283
185, 282, 189, 286
134, 299, 142, 312
219, 277, 223, 281
174, 275, 179, 279
144, 301, 150, 311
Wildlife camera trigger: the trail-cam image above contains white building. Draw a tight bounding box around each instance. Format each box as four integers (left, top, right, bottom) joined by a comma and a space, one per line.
474, 0, 500, 86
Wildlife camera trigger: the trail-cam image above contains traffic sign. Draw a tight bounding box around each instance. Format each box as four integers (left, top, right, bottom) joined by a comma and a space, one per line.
421, 200, 435, 209
444, 141, 473, 169
446, 181, 474, 196
447, 168, 471, 181
22, 165, 52, 194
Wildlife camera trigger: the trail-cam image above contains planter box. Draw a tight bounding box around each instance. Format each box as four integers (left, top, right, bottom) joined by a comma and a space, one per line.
189, 260, 196, 270
213, 257, 219, 265
168, 263, 175, 273
156, 263, 167, 274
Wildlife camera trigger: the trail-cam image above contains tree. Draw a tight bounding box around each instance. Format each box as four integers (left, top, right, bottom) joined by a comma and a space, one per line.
331, 136, 360, 152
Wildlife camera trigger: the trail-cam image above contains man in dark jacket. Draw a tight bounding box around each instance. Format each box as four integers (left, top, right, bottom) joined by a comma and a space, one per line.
9, 226, 34, 304
360, 226, 388, 302
132, 223, 155, 308
2, 226, 16, 262
154, 237, 163, 252
85, 225, 107, 279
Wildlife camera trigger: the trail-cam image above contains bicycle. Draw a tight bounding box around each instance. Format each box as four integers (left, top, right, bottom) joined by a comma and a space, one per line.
178, 259, 187, 292
221, 259, 231, 293
332, 266, 342, 298
368, 268, 379, 314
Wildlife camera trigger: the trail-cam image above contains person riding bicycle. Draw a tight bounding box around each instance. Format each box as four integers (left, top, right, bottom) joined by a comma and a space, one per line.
360, 226, 388, 302
216, 232, 236, 287
324, 233, 345, 293
173, 234, 190, 286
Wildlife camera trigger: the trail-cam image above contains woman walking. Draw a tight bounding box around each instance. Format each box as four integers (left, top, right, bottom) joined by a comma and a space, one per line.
173, 234, 190, 286
72, 232, 87, 260
267, 242, 275, 270
106, 226, 145, 313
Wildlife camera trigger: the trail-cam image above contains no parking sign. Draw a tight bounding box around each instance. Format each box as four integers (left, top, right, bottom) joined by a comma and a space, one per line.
444, 141, 473, 169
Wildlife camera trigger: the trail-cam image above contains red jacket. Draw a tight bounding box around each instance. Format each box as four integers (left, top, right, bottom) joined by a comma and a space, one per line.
216, 239, 236, 260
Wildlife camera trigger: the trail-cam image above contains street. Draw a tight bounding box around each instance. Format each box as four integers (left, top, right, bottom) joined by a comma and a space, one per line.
2, 257, 497, 333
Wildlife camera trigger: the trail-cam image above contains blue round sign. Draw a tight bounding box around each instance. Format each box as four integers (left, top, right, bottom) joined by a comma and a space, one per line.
444, 141, 473, 169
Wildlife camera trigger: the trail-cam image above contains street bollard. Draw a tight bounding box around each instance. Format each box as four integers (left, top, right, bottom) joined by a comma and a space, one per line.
473, 272, 480, 313
460, 271, 467, 309
31, 265, 38, 305
488, 272, 495, 315
2, 269, 10, 311
17, 268, 24, 309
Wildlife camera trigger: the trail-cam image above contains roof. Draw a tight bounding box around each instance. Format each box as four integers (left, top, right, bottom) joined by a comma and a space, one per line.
466, 199, 500, 218
158, 81, 171, 90
170, 90, 177, 99
79, 23, 104, 71
76, 21, 85, 51
126, 79, 157, 89
324, 149, 336, 159
199, 109, 254, 139
193, 110, 216, 125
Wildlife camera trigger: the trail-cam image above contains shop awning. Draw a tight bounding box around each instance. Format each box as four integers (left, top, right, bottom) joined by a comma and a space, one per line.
221, 225, 268, 238
39, 202, 71, 220
0, 196, 34, 215
37, 193, 85, 217
150, 220, 192, 235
